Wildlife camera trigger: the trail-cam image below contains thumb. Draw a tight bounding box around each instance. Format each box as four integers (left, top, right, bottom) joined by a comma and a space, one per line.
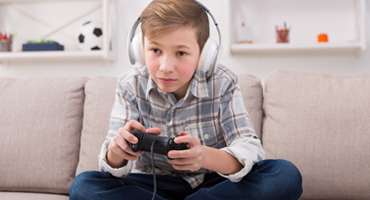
174, 131, 190, 144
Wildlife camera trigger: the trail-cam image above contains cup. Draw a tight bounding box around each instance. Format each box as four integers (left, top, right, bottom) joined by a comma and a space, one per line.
0, 40, 12, 52
276, 29, 290, 43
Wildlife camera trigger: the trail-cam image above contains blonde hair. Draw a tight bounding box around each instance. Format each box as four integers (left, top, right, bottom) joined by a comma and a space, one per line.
140, 0, 209, 51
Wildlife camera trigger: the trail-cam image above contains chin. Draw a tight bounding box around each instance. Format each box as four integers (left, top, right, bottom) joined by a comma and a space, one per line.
160, 88, 176, 94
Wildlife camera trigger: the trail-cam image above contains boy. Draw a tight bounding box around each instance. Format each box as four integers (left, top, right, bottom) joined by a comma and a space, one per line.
70, 0, 302, 199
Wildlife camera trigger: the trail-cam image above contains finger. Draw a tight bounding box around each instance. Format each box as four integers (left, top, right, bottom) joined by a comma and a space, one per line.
123, 151, 143, 161
113, 134, 143, 157
110, 144, 140, 161
118, 128, 138, 144
120, 140, 143, 157
174, 134, 194, 146
168, 157, 190, 165
169, 160, 199, 172
109, 139, 142, 161
124, 120, 146, 133
168, 148, 192, 159
146, 127, 162, 135
179, 131, 188, 136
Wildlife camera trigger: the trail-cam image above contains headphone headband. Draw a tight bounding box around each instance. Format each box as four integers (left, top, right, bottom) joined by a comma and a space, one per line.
127, 0, 222, 77
195, 0, 223, 76
127, 17, 141, 65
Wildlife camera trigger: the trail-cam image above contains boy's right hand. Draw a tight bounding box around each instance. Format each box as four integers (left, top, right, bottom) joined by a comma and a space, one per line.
106, 120, 161, 168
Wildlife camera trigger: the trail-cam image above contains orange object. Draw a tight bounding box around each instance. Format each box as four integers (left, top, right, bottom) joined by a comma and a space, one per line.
318, 33, 328, 42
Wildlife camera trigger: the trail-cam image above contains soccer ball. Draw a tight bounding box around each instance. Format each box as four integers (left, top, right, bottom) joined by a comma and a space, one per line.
77, 21, 103, 51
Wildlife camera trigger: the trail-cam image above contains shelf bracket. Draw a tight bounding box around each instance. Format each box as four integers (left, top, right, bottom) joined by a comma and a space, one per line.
40, 3, 102, 40
7, 2, 102, 41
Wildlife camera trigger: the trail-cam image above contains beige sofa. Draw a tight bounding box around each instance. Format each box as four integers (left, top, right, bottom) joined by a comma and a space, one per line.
1, 71, 369, 200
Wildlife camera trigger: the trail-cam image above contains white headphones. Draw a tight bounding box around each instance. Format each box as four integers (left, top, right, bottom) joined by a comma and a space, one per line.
127, 0, 222, 78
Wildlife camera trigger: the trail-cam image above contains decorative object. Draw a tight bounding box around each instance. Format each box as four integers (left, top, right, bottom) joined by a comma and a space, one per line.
77, 21, 103, 51
237, 22, 253, 43
318, 33, 328, 43
22, 40, 64, 51
0, 32, 13, 52
276, 22, 290, 43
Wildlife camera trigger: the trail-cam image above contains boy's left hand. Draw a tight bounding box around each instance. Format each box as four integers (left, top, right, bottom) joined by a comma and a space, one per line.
167, 131, 205, 172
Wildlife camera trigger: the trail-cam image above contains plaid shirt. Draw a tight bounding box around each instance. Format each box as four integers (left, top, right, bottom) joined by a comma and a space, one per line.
99, 65, 265, 188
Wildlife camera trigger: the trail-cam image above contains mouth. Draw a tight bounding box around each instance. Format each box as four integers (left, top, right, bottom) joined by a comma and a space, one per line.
158, 78, 176, 84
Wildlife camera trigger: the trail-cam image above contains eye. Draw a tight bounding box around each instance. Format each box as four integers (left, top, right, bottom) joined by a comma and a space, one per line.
151, 48, 161, 54
177, 51, 187, 56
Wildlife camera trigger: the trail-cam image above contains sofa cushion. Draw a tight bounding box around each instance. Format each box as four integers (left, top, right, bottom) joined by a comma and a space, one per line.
0, 192, 68, 200
263, 71, 370, 199
0, 77, 88, 194
237, 74, 263, 139
76, 77, 117, 175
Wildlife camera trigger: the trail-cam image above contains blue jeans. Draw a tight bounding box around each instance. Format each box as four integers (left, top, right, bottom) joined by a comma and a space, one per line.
70, 159, 302, 200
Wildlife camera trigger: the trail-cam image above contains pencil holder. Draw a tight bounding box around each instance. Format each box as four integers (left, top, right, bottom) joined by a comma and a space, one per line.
276, 29, 290, 43
0, 40, 12, 52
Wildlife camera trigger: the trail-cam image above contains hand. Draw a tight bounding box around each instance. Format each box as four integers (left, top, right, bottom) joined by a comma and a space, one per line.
167, 131, 204, 172
169, 132, 244, 175
107, 120, 161, 168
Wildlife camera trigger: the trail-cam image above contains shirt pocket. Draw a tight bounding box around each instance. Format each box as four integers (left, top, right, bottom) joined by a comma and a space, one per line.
184, 122, 225, 148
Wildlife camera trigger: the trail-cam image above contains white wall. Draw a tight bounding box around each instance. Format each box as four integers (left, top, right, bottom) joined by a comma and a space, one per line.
1, 0, 369, 84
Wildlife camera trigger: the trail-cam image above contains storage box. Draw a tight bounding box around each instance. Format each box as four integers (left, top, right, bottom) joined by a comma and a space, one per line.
22, 42, 64, 51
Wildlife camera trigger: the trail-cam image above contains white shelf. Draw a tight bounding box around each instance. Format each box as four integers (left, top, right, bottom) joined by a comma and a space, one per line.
0, 0, 96, 2
0, 0, 116, 62
0, 51, 113, 61
229, 0, 367, 53
230, 42, 364, 53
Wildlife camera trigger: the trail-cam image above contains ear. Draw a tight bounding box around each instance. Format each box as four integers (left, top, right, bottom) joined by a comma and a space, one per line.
197, 38, 219, 77
130, 32, 145, 66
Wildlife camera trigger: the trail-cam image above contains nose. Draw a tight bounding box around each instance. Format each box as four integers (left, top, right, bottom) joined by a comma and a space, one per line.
159, 55, 175, 73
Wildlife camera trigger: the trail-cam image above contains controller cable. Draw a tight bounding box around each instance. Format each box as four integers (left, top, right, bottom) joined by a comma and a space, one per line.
150, 141, 157, 200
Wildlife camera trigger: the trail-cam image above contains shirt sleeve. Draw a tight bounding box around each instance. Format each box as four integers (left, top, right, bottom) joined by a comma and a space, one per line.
217, 84, 265, 182
98, 74, 141, 177
98, 138, 133, 177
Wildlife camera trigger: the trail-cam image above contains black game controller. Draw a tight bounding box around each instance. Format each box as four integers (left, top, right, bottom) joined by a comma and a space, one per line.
129, 130, 188, 156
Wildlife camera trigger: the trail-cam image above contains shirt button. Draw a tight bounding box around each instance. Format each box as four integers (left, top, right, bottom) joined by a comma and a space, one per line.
204, 134, 210, 140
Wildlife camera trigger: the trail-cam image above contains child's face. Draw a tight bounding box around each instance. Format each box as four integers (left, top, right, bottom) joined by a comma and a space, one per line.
144, 26, 200, 100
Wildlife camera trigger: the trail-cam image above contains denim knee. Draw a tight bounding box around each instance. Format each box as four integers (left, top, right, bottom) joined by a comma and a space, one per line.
267, 159, 303, 200
247, 159, 303, 200
70, 171, 89, 199
69, 171, 105, 200
279, 159, 302, 185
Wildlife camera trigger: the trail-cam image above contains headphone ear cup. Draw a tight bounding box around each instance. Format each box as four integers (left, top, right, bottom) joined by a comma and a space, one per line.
130, 32, 145, 66
198, 38, 219, 76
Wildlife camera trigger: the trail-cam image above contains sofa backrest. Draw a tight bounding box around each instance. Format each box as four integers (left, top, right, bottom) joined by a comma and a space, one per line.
75, 77, 117, 175
262, 71, 370, 199
0, 77, 88, 194
237, 74, 264, 139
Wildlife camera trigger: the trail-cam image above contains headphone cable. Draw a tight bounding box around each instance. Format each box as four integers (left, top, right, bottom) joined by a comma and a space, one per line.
150, 141, 157, 200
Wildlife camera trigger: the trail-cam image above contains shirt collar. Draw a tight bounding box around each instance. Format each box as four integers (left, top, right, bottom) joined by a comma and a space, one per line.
145, 76, 156, 99
189, 69, 209, 99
